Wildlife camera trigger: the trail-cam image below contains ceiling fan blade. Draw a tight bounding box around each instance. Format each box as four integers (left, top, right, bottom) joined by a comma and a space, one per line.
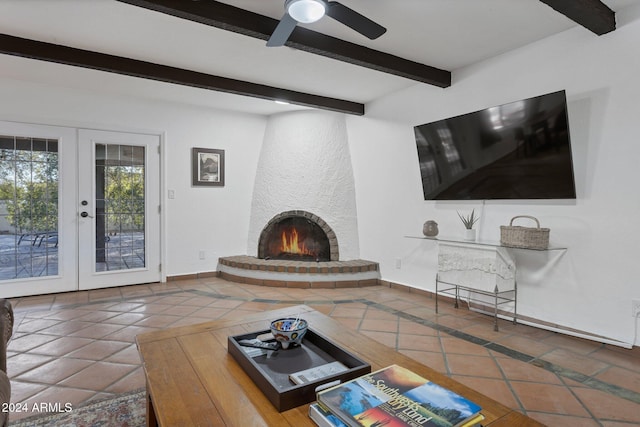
326, 1, 386, 40
267, 13, 298, 47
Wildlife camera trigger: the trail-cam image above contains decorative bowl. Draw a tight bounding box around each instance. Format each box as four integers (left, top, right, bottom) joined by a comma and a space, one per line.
270, 317, 308, 349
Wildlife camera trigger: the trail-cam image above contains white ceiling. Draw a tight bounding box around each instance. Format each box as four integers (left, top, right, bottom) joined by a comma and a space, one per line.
0, 0, 638, 115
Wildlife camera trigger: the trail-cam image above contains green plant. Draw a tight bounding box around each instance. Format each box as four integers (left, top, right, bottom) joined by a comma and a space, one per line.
457, 209, 479, 229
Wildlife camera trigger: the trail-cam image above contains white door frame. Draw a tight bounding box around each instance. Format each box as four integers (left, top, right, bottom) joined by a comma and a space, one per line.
77, 129, 161, 290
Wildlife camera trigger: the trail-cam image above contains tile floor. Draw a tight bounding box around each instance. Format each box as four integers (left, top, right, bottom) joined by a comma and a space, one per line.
5, 277, 640, 426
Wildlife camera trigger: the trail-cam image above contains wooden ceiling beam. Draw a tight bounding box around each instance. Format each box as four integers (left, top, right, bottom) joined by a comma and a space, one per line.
0, 33, 364, 115
539, 0, 615, 35
115, 0, 451, 88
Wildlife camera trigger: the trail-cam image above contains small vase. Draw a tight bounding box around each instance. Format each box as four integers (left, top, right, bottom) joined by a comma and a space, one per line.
464, 229, 476, 241
423, 220, 439, 237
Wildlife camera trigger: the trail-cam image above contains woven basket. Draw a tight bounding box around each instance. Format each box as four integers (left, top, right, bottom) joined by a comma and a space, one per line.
500, 216, 549, 250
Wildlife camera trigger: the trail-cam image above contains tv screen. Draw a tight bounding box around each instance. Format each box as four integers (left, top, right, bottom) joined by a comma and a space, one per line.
414, 90, 576, 200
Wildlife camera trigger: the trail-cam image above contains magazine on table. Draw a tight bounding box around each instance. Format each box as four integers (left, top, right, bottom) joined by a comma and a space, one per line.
310, 402, 485, 427
316, 364, 482, 427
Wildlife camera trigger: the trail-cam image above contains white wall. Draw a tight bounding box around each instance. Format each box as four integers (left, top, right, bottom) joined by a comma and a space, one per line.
348, 5, 640, 346
0, 71, 266, 278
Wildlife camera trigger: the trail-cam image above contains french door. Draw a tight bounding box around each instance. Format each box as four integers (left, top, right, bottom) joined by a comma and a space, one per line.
0, 122, 160, 297
78, 129, 160, 290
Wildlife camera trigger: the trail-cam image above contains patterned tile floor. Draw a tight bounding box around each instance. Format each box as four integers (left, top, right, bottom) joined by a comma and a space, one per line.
6, 277, 640, 425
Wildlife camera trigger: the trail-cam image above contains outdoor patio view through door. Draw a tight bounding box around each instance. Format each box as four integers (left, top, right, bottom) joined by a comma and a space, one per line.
0, 132, 61, 279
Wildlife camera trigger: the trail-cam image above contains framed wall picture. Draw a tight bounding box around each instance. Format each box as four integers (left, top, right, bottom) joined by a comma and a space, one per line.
192, 147, 225, 187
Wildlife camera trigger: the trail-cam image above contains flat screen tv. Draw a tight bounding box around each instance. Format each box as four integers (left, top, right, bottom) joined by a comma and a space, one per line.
414, 90, 576, 200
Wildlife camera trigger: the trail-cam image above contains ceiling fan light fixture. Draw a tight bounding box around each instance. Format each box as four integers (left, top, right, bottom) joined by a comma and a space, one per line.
286, 0, 326, 24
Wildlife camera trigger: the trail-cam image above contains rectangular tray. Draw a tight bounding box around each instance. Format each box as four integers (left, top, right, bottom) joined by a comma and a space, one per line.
228, 328, 371, 412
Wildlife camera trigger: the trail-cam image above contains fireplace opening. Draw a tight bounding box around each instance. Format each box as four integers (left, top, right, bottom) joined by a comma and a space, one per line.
258, 211, 338, 262
262, 217, 330, 261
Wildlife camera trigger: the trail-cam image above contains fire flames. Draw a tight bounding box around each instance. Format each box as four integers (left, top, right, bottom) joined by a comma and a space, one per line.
280, 227, 315, 256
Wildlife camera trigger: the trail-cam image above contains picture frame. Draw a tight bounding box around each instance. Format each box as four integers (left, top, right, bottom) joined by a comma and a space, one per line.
192, 147, 225, 187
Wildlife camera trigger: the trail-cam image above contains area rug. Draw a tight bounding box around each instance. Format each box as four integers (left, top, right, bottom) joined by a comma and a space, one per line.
7, 388, 146, 427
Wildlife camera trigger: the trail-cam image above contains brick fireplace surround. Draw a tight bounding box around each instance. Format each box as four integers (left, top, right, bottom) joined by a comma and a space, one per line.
217, 256, 380, 288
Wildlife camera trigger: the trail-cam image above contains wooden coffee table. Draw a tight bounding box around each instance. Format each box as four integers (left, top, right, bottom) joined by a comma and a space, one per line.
136, 305, 543, 426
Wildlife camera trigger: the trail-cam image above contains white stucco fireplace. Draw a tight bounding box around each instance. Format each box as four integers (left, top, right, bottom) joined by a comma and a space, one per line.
218, 110, 379, 288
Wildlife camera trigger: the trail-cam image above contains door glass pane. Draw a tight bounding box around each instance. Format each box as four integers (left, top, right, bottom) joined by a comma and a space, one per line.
0, 135, 59, 280
95, 143, 145, 272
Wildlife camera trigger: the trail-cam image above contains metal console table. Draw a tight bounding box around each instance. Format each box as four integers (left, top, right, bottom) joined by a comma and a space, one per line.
436, 240, 516, 331
407, 236, 566, 332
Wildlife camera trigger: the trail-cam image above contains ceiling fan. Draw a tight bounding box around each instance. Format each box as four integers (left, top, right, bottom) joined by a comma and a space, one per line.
267, 0, 386, 47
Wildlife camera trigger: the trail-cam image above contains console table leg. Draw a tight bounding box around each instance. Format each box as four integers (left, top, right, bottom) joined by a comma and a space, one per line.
435, 275, 439, 314
454, 285, 459, 309
513, 281, 518, 325
494, 292, 499, 332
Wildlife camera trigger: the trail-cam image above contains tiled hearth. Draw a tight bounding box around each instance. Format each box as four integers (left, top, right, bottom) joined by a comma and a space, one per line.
218, 255, 380, 288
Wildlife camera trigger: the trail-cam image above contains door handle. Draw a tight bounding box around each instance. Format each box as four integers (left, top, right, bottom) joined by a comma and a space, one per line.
80, 211, 94, 218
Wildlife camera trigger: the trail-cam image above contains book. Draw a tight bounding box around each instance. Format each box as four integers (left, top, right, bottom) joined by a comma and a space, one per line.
316, 365, 481, 427
290, 361, 349, 385
309, 402, 349, 427
310, 404, 484, 427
